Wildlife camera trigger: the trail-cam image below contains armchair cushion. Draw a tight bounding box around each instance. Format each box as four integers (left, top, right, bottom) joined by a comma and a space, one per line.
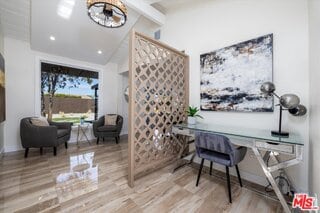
104, 114, 117, 125
31, 117, 49, 126
97, 125, 118, 132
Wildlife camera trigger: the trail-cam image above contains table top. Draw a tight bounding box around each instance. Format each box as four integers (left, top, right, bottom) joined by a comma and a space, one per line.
174, 123, 303, 146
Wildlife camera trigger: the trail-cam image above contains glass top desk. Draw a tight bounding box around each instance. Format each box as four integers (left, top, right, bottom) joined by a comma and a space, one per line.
172, 123, 304, 213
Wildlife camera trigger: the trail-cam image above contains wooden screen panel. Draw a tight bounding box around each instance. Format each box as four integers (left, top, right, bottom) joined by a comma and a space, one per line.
128, 30, 189, 187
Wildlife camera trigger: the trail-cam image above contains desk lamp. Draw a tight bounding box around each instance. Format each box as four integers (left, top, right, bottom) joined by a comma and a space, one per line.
260, 82, 307, 137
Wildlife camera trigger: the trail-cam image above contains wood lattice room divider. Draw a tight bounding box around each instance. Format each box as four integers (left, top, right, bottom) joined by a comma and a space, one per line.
128, 30, 189, 187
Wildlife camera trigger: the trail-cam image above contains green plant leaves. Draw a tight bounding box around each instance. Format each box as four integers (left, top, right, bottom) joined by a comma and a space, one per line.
186, 106, 203, 119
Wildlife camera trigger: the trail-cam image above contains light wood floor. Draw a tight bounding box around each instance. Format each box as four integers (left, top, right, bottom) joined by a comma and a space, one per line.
0, 137, 283, 213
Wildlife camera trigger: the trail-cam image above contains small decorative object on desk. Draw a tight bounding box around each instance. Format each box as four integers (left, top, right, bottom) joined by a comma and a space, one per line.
260, 82, 307, 137
186, 106, 203, 125
80, 115, 86, 125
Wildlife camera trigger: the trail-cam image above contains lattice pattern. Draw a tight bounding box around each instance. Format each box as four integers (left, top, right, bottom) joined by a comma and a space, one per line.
130, 32, 189, 179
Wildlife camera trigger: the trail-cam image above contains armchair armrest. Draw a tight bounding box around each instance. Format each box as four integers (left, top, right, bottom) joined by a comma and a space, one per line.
49, 121, 73, 130
116, 116, 123, 134
232, 146, 248, 165
20, 124, 58, 148
93, 116, 105, 137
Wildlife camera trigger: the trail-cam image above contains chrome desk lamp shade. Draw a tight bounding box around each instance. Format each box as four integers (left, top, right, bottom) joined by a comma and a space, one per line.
288, 104, 307, 116
260, 82, 276, 94
280, 94, 300, 109
260, 82, 307, 137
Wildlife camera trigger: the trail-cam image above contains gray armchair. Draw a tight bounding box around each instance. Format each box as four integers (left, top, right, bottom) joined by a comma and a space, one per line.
93, 114, 123, 144
20, 117, 72, 157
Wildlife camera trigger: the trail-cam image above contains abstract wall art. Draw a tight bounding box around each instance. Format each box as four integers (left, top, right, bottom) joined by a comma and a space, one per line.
0, 53, 5, 122
200, 34, 273, 112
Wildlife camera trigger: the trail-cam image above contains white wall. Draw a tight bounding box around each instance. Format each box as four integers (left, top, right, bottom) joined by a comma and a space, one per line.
161, 0, 309, 192
117, 72, 129, 134
308, 0, 320, 198
101, 62, 119, 116
0, 22, 4, 155
3, 37, 119, 152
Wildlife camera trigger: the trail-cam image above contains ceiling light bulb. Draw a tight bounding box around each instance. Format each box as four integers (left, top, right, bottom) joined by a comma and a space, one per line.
50, 36, 56, 41
98, 50, 102, 54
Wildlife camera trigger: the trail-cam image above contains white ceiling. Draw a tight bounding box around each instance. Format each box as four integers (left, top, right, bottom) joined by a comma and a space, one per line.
0, 0, 185, 65
153, 0, 197, 11
31, 0, 141, 65
0, 0, 30, 42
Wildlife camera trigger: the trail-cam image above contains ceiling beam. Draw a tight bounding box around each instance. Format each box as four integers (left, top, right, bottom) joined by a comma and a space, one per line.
123, 0, 165, 26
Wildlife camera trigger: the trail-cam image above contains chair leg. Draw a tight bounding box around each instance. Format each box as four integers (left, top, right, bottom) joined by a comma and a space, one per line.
226, 166, 232, 203
40, 147, 43, 155
115, 137, 119, 144
65, 142, 68, 149
53, 147, 57, 156
210, 161, 213, 175
24, 148, 29, 158
97, 137, 99, 144
235, 165, 243, 187
103, 137, 105, 142
196, 158, 204, 187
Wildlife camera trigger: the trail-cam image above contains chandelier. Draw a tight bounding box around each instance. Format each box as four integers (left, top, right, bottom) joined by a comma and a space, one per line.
87, 0, 127, 28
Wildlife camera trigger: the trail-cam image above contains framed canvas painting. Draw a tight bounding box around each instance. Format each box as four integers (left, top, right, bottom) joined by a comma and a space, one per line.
0, 53, 5, 122
200, 34, 273, 112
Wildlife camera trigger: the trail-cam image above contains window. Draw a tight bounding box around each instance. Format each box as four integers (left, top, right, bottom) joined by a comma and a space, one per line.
41, 62, 99, 124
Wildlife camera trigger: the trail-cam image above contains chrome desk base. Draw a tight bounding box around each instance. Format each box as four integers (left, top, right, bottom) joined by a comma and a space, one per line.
172, 126, 303, 213
252, 146, 301, 213
172, 153, 195, 173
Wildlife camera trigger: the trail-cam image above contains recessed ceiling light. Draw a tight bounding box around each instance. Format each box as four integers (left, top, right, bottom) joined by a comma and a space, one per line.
50, 36, 56, 41
97, 50, 102, 54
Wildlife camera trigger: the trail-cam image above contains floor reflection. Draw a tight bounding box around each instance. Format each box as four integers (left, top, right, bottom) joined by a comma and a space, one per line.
56, 152, 98, 202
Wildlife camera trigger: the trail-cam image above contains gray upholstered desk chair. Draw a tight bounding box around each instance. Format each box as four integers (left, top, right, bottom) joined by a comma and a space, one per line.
195, 131, 247, 203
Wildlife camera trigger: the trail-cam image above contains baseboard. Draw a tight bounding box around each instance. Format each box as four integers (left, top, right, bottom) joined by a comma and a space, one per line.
213, 164, 268, 186
4, 145, 23, 153
121, 130, 128, 135
189, 155, 268, 187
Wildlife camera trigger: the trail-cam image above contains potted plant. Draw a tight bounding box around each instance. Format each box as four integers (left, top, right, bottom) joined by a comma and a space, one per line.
186, 106, 203, 125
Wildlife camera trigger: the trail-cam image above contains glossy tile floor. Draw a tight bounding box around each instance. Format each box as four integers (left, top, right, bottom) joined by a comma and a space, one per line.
0, 137, 282, 212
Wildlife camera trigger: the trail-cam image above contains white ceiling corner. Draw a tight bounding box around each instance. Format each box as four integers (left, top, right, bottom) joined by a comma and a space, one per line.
109, 15, 160, 65
0, 0, 31, 42
123, 0, 165, 25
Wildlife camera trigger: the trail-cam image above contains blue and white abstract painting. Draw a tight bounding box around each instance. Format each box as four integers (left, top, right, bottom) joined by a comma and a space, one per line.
200, 34, 273, 112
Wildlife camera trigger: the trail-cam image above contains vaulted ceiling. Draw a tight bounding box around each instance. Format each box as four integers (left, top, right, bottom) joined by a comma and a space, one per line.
30, 0, 142, 65
0, 0, 194, 65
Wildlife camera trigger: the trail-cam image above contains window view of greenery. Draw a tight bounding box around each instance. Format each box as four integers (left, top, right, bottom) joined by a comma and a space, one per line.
41, 63, 99, 124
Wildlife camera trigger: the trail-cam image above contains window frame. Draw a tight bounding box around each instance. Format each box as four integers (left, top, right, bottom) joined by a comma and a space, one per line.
35, 56, 103, 121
